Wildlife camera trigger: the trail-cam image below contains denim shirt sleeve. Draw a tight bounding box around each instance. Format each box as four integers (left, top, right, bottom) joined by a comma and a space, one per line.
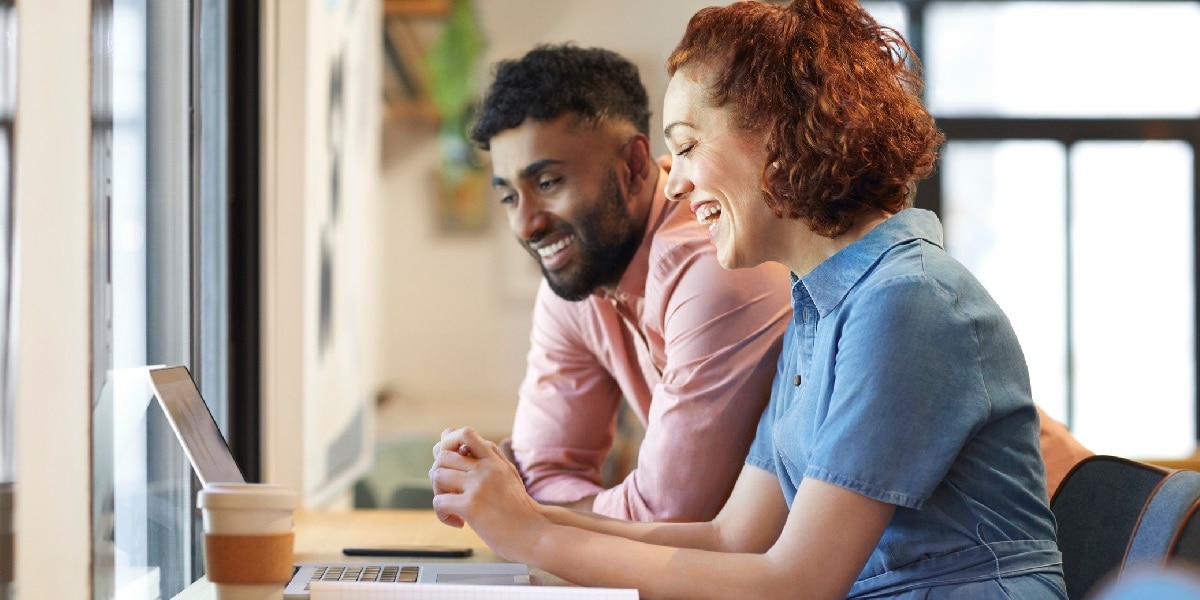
806, 273, 992, 508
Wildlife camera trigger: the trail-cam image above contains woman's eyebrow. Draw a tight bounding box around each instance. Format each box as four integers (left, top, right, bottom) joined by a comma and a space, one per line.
663, 121, 696, 139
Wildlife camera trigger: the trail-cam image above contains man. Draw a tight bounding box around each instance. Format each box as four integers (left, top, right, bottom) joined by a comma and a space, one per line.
469, 44, 1090, 522
470, 44, 792, 522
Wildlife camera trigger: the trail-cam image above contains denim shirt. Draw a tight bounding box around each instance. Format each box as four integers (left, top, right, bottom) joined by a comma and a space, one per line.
745, 209, 1065, 597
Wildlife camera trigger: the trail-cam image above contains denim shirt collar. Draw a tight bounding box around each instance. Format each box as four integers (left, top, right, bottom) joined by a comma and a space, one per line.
790, 208, 945, 316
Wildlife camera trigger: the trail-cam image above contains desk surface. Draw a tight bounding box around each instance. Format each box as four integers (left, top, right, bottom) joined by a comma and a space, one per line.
294, 509, 495, 561
175, 509, 565, 599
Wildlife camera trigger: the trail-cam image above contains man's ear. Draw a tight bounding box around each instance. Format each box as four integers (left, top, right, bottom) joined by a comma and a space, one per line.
622, 133, 652, 196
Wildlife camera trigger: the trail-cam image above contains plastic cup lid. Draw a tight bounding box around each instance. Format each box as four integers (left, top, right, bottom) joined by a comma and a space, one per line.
197, 482, 299, 511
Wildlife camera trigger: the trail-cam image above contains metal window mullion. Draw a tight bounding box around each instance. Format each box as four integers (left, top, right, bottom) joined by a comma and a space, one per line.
1194, 140, 1200, 446
195, 0, 229, 436
193, 0, 230, 581
146, 1, 192, 368
145, 0, 193, 595
1064, 141, 1076, 431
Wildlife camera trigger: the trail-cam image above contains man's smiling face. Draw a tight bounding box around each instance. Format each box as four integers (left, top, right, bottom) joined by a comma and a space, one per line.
489, 115, 643, 301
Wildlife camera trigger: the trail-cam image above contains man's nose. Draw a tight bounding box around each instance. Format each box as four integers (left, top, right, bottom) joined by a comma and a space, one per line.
512, 196, 550, 241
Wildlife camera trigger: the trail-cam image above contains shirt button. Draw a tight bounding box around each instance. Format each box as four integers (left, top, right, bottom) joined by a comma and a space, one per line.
793, 374, 801, 386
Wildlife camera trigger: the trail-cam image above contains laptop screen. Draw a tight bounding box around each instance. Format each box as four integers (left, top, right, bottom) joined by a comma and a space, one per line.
147, 365, 246, 485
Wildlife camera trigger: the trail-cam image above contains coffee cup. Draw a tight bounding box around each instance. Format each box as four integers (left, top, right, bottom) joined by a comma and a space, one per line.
197, 482, 299, 600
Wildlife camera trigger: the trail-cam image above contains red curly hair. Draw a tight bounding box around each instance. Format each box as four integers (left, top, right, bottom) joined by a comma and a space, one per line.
666, 0, 944, 237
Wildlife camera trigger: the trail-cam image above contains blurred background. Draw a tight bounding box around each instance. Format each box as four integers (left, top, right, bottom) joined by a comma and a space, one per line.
365, 0, 1200, 511
4, 0, 1199, 597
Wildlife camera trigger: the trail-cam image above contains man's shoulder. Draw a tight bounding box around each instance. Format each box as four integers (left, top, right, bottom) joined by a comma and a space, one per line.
644, 202, 790, 301
645, 200, 719, 272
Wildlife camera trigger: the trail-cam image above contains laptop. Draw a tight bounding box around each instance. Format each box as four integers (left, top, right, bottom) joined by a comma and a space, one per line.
146, 365, 530, 598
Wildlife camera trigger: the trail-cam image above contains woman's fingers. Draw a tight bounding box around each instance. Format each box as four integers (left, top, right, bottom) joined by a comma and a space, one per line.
430, 427, 495, 530
430, 425, 529, 529
432, 494, 466, 529
432, 427, 467, 458
435, 427, 482, 457
430, 451, 469, 528
454, 428, 492, 460
433, 447, 472, 468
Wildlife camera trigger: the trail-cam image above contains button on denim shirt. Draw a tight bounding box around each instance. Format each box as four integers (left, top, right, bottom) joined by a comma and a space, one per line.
746, 209, 1065, 597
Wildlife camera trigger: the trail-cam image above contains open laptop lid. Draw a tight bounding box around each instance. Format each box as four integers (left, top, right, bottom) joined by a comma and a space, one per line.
147, 365, 246, 485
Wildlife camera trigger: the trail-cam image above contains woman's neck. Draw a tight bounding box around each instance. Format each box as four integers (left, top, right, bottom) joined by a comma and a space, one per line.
782, 208, 893, 277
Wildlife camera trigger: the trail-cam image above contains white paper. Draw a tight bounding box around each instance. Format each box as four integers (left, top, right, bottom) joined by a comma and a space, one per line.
307, 581, 639, 599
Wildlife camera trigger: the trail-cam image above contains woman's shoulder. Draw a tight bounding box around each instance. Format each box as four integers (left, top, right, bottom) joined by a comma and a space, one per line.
849, 239, 966, 306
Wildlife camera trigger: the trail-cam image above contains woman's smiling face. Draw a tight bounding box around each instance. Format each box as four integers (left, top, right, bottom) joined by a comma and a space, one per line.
662, 67, 780, 270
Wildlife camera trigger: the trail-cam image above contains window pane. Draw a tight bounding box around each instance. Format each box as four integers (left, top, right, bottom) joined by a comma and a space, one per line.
197, 0, 229, 434
97, 0, 198, 597
926, 2, 1200, 117
1071, 141, 1195, 457
941, 141, 1070, 422
0, 2, 14, 598
861, 1, 908, 37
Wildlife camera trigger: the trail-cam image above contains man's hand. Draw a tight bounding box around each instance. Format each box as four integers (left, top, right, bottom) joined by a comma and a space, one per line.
656, 153, 673, 173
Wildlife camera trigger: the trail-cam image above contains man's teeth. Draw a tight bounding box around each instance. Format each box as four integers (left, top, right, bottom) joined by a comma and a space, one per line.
537, 235, 575, 258
696, 204, 721, 224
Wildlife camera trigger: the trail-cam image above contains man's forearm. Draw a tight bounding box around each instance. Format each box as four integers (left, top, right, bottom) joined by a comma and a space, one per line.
502, 438, 599, 512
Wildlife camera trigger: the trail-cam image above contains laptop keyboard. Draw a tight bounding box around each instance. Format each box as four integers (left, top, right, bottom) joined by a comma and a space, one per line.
305, 565, 420, 589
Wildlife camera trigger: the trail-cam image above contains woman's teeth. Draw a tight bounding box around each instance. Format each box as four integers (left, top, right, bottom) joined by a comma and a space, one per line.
696, 204, 721, 224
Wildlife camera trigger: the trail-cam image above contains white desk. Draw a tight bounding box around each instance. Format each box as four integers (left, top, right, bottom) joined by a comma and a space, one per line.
174, 509, 565, 599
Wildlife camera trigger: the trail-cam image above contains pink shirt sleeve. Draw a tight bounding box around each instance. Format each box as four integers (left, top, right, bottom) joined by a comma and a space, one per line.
510, 284, 623, 504
513, 248, 791, 521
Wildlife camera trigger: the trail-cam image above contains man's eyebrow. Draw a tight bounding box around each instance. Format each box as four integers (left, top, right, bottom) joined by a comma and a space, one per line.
492, 158, 565, 188
520, 159, 564, 180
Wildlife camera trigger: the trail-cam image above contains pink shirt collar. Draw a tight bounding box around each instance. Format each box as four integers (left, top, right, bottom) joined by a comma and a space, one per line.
594, 169, 669, 304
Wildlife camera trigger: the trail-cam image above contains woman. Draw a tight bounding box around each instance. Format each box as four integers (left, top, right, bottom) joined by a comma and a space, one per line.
430, 1, 1066, 597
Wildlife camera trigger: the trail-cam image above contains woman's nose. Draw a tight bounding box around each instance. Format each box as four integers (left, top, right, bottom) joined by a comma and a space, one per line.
664, 167, 693, 202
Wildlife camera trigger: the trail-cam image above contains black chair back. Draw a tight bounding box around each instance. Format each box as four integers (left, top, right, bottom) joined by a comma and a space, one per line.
1051, 455, 1200, 600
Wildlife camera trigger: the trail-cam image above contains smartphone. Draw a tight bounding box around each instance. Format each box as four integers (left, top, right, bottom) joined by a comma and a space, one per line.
342, 545, 474, 558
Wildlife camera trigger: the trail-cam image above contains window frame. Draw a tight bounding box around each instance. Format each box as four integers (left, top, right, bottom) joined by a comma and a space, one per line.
894, 0, 1200, 446
90, 0, 247, 595
915, 117, 1200, 434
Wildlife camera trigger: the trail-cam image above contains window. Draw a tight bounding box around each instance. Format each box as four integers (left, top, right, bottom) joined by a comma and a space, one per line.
0, 1, 13, 597
925, 2, 1200, 118
882, 0, 1200, 458
92, 0, 230, 597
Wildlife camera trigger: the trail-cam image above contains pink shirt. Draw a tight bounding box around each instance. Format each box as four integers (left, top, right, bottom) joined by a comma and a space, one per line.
511, 175, 793, 522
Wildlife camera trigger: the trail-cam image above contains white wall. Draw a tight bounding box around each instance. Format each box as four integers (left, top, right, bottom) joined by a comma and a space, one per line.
376, 1, 723, 440
262, 0, 382, 508
14, 0, 91, 595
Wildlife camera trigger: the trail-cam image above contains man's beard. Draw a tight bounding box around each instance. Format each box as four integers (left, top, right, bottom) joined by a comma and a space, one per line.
529, 171, 642, 302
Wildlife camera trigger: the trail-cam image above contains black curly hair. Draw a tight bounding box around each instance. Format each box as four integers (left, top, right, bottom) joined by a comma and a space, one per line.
470, 44, 651, 150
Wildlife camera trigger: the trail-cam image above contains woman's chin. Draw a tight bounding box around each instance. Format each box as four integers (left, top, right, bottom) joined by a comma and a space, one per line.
715, 247, 744, 271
